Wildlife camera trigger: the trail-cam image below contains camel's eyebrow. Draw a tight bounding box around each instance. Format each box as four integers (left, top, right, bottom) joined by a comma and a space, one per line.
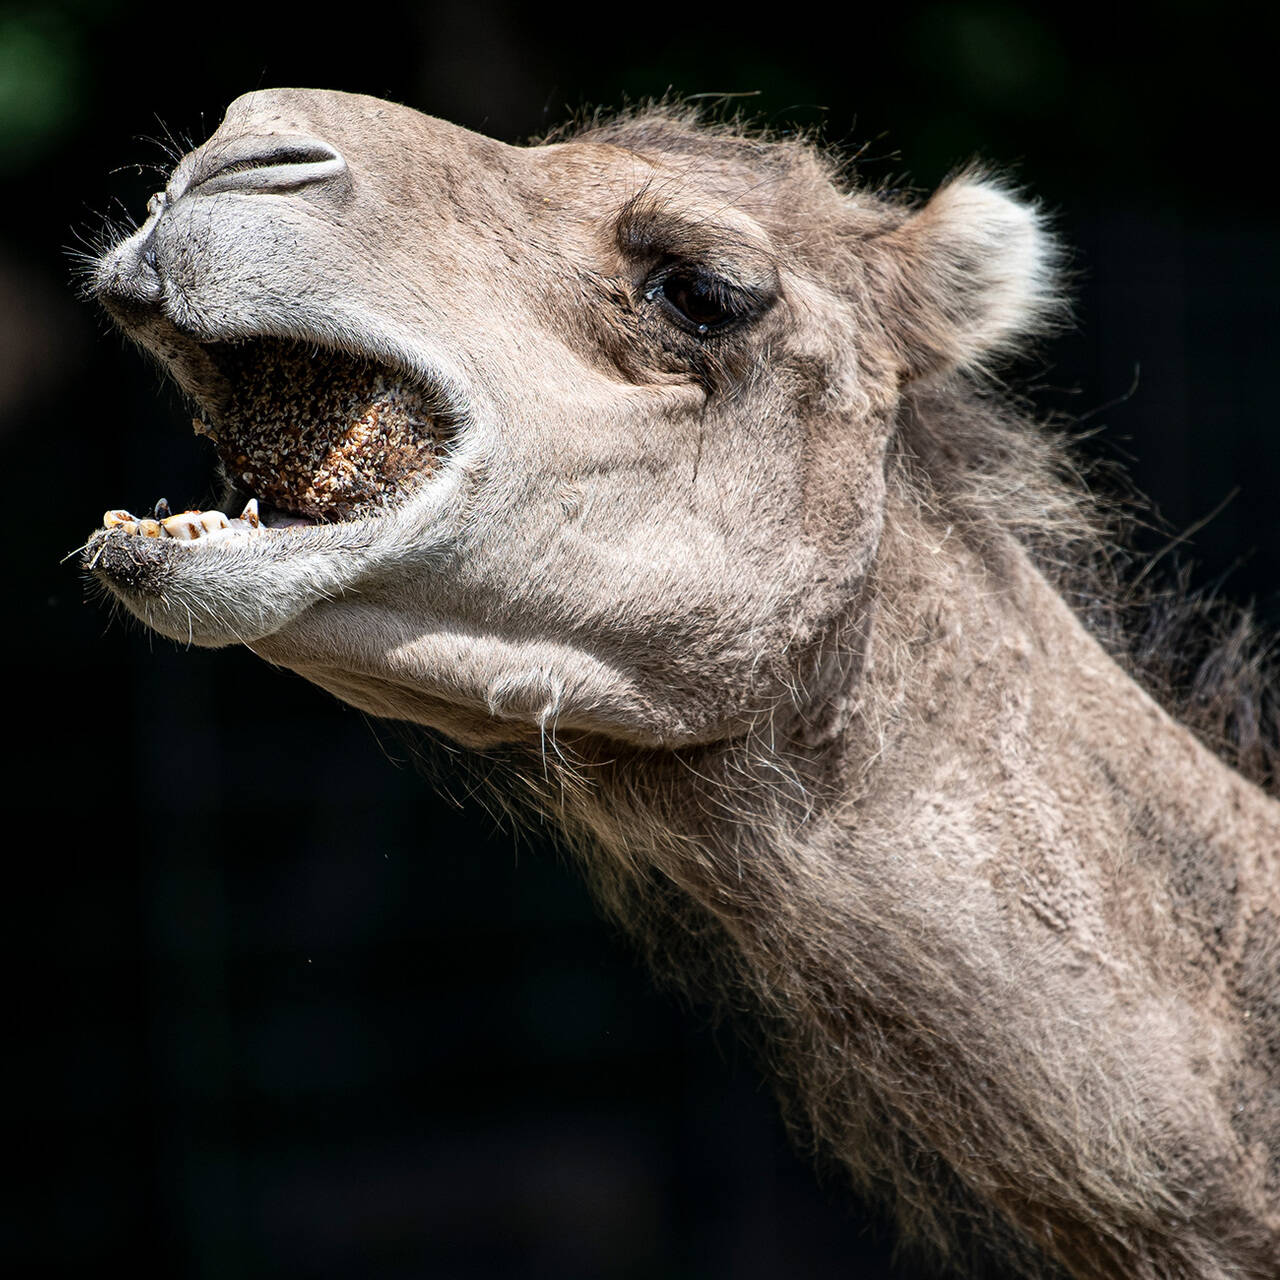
611, 186, 770, 268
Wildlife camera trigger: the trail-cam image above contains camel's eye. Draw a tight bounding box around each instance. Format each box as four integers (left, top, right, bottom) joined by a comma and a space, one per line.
646, 266, 756, 336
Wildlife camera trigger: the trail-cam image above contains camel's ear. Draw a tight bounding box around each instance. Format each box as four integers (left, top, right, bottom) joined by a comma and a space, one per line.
867, 173, 1061, 380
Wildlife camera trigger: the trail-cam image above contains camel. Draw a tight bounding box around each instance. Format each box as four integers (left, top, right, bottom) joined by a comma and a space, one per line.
83, 89, 1280, 1278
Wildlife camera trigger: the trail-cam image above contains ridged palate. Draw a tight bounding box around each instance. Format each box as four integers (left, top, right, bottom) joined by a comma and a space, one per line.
200, 338, 451, 522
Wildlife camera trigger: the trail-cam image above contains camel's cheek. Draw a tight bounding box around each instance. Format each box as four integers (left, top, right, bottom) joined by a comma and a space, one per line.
239, 383, 854, 744
238, 476, 811, 745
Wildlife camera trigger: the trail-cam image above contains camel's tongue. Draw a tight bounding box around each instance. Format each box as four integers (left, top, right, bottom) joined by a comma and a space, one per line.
199, 338, 451, 523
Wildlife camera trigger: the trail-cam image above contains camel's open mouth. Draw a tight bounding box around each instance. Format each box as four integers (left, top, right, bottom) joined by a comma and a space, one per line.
97, 337, 457, 544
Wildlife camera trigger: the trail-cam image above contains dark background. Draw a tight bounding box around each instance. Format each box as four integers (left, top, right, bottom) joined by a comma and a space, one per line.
4, 3, 1277, 1277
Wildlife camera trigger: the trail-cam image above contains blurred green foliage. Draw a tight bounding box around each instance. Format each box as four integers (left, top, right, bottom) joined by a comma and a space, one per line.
0, 6, 84, 170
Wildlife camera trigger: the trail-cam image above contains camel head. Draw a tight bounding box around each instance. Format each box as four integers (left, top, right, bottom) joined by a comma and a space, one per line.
87, 89, 1055, 749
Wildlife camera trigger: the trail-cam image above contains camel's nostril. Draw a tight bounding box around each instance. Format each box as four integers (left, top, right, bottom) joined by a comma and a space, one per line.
189, 137, 347, 197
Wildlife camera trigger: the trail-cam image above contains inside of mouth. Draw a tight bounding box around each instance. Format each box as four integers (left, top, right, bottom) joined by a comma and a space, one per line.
198, 337, 453, 524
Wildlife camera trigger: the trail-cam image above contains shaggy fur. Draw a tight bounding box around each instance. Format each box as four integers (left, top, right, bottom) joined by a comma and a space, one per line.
84, 91, 1280, 1278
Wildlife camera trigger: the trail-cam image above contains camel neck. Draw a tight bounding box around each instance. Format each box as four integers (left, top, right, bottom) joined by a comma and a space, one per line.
554, 519, 1280, 1279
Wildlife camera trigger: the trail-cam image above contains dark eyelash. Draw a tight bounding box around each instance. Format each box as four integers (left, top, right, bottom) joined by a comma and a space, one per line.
643, 265, 760, 336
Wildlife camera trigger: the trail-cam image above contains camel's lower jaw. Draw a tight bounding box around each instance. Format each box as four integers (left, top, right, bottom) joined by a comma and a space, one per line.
81, 488, 395, 647
81, 511, 367, 648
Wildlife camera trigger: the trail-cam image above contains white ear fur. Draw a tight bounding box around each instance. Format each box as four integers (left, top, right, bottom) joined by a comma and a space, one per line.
872, 173, 1062, 379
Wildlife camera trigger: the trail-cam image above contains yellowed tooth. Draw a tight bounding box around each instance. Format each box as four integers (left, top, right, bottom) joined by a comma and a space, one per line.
137, 518, 161, 538
103, 509, 137, 528
240, 498, 260, 528
200, 511, 230, 534
162, 512, 201, 540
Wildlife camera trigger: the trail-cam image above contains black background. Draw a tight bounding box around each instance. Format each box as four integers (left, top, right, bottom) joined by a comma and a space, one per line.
4, 4, 1277, 1277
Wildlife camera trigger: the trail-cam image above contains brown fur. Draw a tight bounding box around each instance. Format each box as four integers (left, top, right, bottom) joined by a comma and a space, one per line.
85, 92, 1280, 1278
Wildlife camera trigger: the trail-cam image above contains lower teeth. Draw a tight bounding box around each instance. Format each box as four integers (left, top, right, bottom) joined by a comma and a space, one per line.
103, 498, 260, 541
